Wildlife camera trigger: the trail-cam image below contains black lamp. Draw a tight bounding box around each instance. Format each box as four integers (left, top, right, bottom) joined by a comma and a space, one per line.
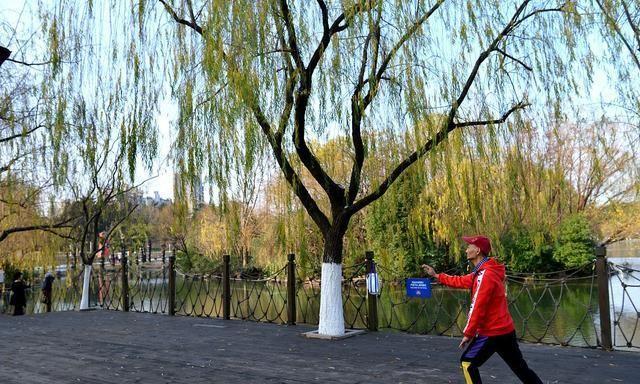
0, 46, 11, 67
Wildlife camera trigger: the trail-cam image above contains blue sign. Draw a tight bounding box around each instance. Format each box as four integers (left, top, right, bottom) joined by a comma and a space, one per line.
406, 278, 432, 298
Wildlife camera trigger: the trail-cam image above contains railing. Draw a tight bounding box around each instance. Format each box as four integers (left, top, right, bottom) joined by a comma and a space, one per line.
505, 264, 599, 347
371, 262, 600, 347
2, 247, 638, 351
609, 260, 640, 349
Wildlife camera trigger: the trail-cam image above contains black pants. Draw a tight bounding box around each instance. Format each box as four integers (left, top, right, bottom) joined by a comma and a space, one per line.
43, 290, 53, 312
460, 331, 542, 384
13, 305, 25, 316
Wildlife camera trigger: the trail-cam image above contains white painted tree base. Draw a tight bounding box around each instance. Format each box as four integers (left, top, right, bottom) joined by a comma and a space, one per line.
303, 329, 365, 340
317, 262, 345, 336
79, 264, 92, 310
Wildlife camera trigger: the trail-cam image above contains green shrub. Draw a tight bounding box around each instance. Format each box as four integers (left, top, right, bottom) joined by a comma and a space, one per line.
554, 214, 595, 268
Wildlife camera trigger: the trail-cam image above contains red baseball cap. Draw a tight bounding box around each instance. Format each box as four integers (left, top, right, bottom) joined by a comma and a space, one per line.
462, 235, 491, 255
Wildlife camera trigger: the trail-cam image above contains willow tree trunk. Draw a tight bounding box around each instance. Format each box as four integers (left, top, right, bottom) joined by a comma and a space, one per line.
318, 224, 347, 336
80, 240, 96, 310
79, 264, 92, 310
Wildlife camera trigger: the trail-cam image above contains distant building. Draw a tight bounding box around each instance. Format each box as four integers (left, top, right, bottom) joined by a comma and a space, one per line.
140, 191, 172, 207
154, 191, 172, 206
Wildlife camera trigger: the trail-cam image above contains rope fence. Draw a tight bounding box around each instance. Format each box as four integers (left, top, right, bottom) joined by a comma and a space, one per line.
1, 246, 638, 351
175, 271, 224, 318
609, 261, 640, 349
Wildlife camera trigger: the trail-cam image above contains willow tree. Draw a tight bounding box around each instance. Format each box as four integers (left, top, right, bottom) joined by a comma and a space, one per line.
1, 1, 159, 310
116, 0, 585, 336
595, 0, 640, 118
0, 23, 76, 245
594, 1, 640, 208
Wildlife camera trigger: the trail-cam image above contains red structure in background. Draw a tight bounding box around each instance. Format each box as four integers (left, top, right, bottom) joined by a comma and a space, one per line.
97, 231, 111, 263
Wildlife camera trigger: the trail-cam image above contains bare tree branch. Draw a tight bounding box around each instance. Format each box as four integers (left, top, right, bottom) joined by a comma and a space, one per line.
316, 0, 329, 32
279, 0, 305, 71
621, 1, 640, 50
0, 218, 76, 243
596, 0, 640, 71
452, 102, 530, 128
0, 125, 45, 143
158, 0, 331, 232
348, 1, 565, 215
346, 1, 444, 205
496, 48, 533, 71
6, 58, 57, 66
287, 1, 373, 208
159, 0, 203, 35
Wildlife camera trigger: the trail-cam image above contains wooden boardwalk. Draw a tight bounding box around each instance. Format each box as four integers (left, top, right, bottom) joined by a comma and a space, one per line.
0, 311, 637, 383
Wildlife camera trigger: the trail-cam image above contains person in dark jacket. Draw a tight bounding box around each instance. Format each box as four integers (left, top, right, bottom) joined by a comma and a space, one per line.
422, 235, 542, 384
10, 271, 30, 316
42, 271, 55, 312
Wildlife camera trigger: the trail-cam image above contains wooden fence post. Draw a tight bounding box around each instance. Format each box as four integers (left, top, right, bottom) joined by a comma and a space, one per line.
121, 243, 129, 312
168, 246, 176, 316
223, 254, 231, 320
596, 245, 613, 350
287, 253, 296, 325
365, 251, 379, 332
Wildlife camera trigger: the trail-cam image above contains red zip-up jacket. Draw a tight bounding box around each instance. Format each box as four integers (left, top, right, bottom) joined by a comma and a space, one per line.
436, 258, 515, 338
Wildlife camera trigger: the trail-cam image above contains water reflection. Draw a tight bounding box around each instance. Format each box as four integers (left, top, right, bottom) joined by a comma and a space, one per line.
608, 258, 640, 349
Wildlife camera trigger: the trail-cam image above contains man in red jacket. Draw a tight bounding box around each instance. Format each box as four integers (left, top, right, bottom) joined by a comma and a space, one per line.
422, 235, 542, 384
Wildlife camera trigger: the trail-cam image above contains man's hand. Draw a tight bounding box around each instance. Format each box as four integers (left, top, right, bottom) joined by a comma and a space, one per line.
459, 335, 472, 349
421, 264, 436, 277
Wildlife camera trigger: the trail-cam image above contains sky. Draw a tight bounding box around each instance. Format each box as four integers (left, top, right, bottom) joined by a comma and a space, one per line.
135, 101, 176, 199
1, 1, 177, 198
1, 1, 631, 202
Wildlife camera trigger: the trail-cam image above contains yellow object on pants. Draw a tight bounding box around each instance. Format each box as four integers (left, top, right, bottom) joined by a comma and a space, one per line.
461, 361, 474, 384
